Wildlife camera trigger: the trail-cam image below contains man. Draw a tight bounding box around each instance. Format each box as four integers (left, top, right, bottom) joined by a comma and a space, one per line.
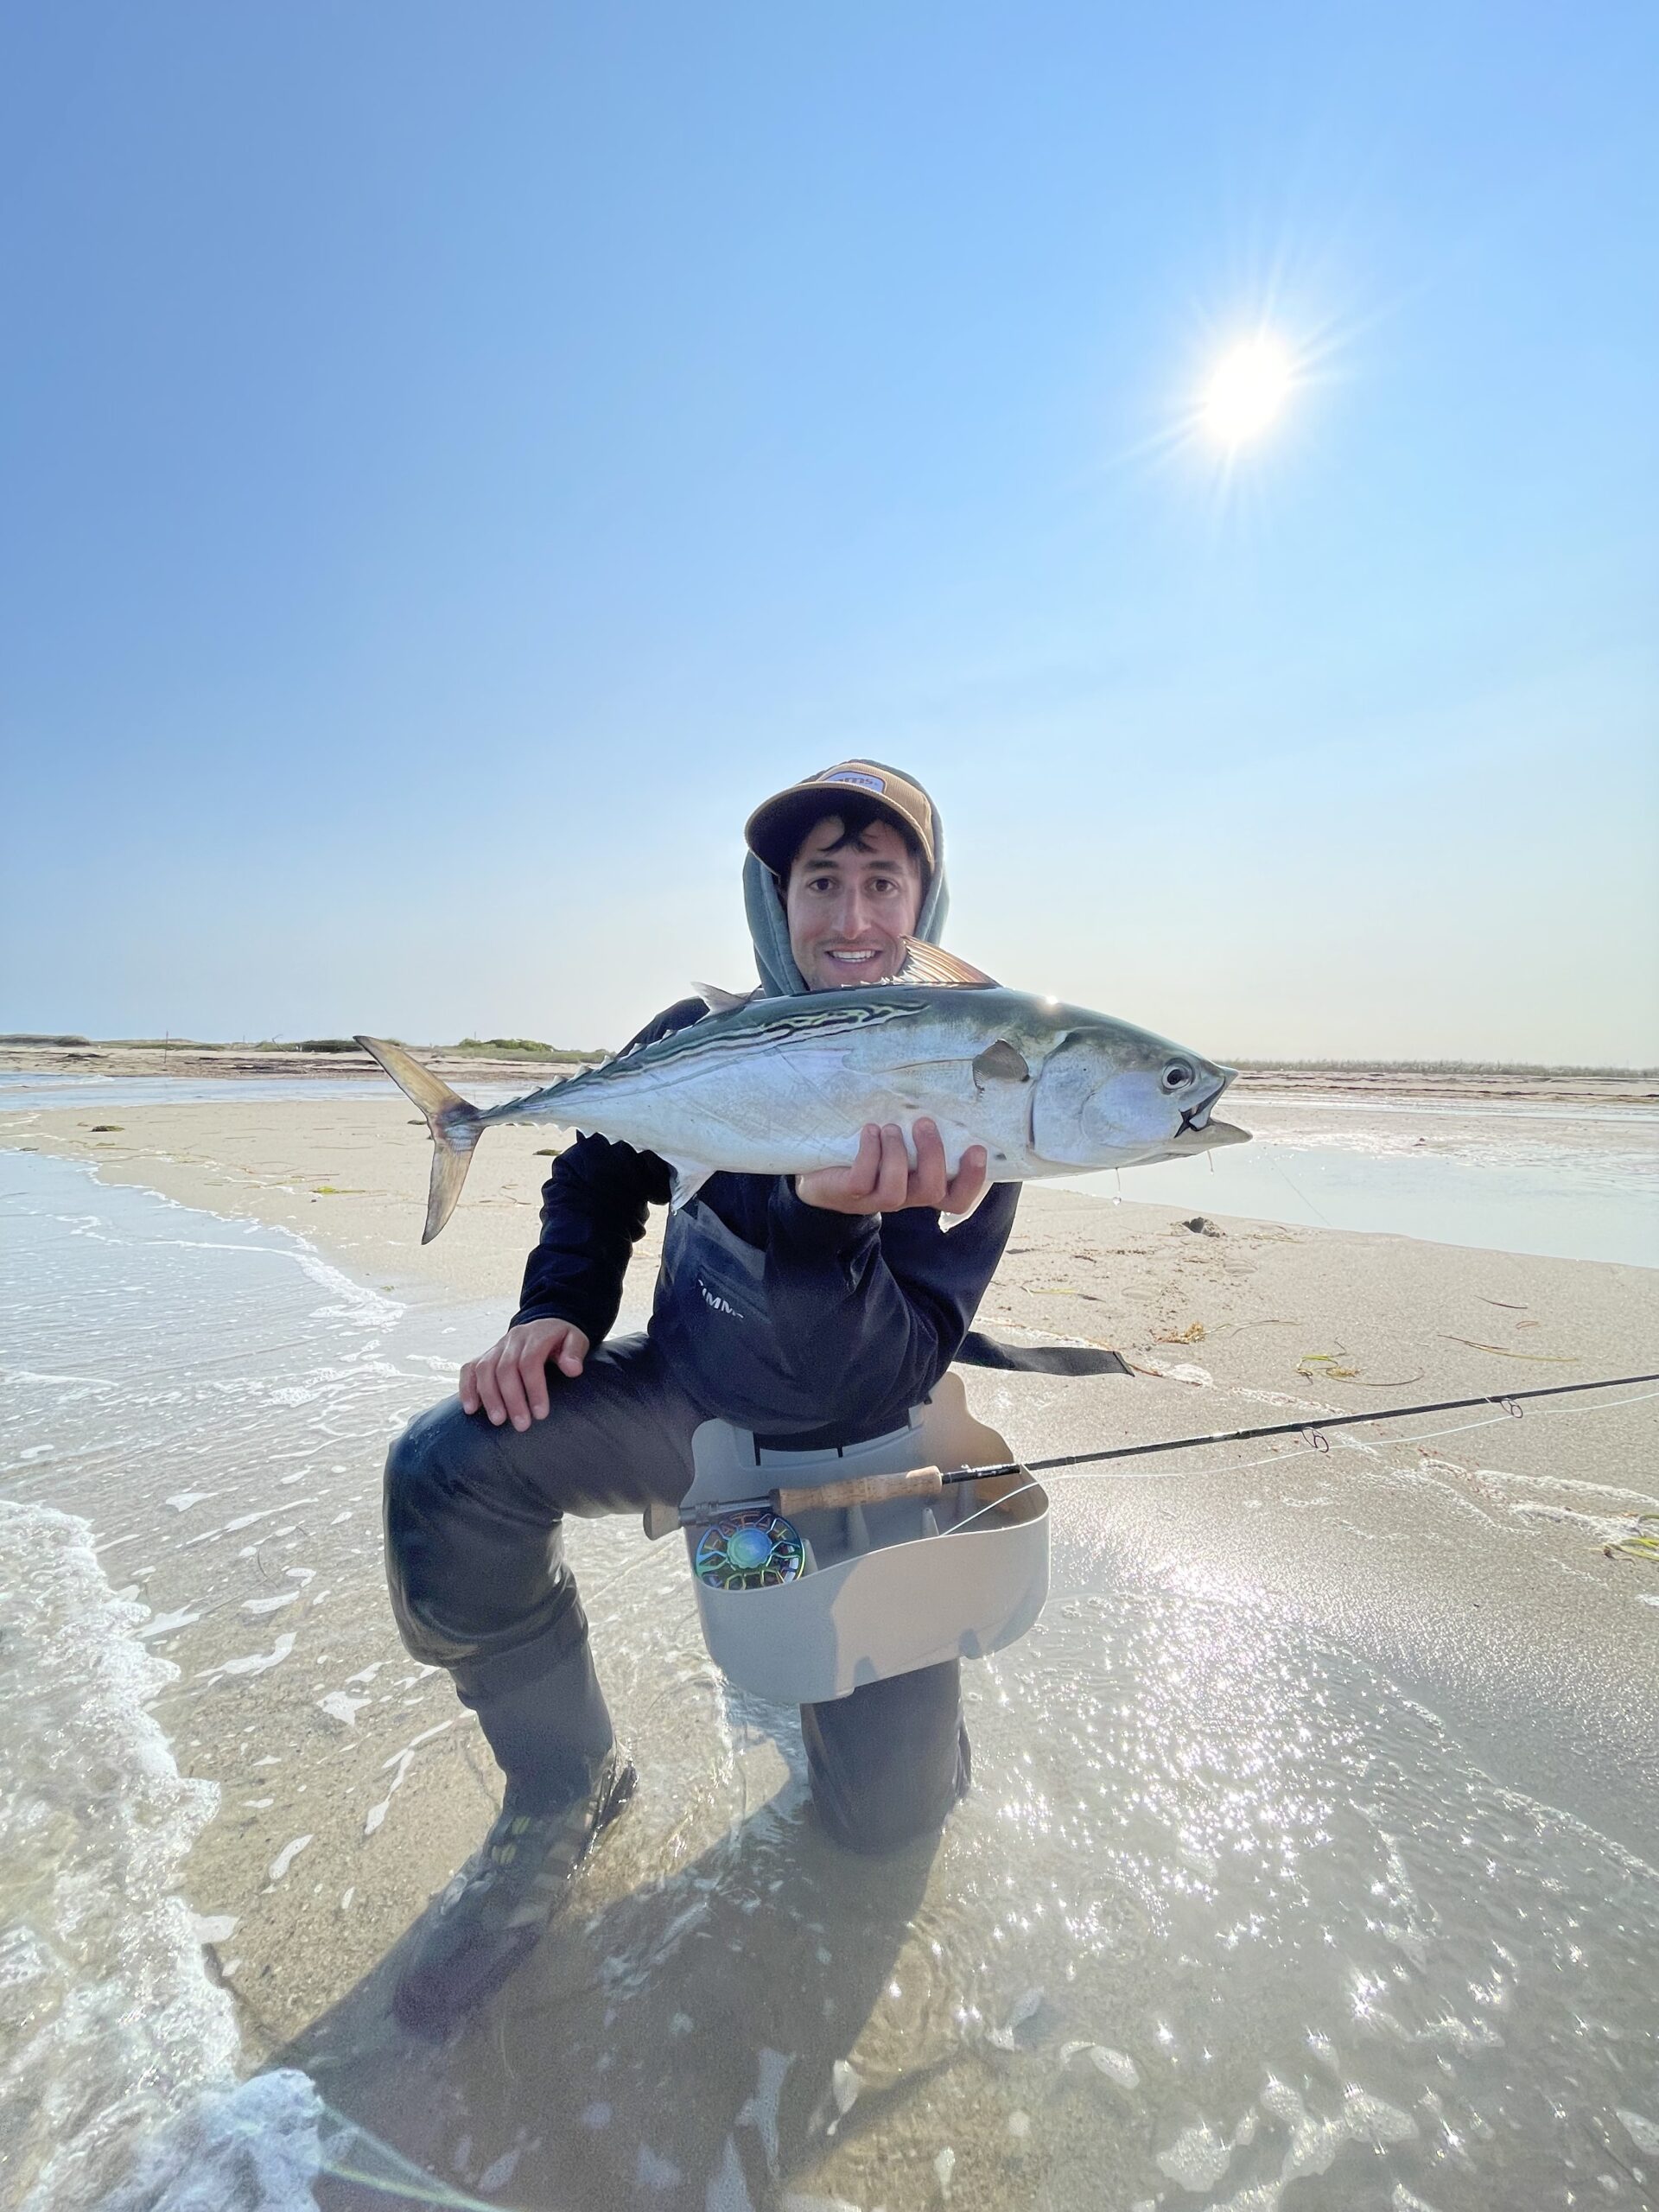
383, 762, 1020, 2033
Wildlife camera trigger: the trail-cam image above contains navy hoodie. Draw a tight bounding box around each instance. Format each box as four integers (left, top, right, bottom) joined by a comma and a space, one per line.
513, 778, 1019, 1441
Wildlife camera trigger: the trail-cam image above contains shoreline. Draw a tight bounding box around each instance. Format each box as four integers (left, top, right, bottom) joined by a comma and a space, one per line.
5, 1038, 1656, 1109
6, 1088, 1658, 1420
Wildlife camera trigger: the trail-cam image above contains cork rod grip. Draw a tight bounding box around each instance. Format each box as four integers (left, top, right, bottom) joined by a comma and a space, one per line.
771, 1466, 945, 1516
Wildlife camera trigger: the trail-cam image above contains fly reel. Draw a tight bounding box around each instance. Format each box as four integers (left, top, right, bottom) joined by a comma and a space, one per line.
692, 1507, 807, 1592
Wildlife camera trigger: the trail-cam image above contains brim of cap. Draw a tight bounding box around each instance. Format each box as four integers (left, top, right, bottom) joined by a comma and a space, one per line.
744, 786, 935, 878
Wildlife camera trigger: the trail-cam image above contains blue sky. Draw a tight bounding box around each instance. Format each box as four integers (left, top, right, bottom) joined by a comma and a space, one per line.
3, 3, 1655, 1060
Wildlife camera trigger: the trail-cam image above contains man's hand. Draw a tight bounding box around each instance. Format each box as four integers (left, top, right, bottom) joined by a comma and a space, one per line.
795, 1118, 988, 1218
461, 1319, 590, 1430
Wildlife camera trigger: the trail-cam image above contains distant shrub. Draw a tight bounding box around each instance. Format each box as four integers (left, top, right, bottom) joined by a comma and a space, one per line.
296, 1039, 365, 1054
0, 1033, 91, 1046
448, 1036, 591, 1058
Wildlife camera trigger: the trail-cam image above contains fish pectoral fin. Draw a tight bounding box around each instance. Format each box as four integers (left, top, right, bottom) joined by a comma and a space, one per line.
668, 1160, 717, 1211
693, 981, 753, 1016
973, 1039, 1030, 1084
897, 938, 998, 988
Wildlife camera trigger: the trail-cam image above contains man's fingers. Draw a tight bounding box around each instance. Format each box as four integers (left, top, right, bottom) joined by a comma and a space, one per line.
874, 1125, 911, 1211
495, 1357, 532, 1433
909, 1118, 949, 1208
848, 1122, 882, 1197
465, 1324, 588, 1421
795, 1127, 886, 1212
521, 1342, 552, 1421
473, 1355, 509, 1427
943, 1146, 989, 1214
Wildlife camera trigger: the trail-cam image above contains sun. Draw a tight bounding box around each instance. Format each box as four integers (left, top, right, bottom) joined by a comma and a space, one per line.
1199, 335, 1296, 448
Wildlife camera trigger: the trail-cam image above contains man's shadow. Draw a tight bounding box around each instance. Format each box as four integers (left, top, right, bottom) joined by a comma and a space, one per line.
281, 1742, 969, 2212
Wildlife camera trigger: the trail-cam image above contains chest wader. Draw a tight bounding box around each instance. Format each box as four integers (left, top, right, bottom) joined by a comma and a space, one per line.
645, 1201, 1049, 1847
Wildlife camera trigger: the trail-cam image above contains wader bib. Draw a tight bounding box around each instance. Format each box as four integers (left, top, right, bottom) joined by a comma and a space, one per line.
652, 1198, 837, 1436
651, 1196, 1128, 1437
647, 1198, 1052, 1704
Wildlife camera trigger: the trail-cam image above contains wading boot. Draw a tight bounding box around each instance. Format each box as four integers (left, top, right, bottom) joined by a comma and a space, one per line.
392, 1750, 636, 2037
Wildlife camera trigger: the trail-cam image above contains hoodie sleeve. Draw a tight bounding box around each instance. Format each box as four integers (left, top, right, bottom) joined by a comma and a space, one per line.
756, 1178, 1021, 1427
510, 999, 704, 1343
512, 1133, 672, 1344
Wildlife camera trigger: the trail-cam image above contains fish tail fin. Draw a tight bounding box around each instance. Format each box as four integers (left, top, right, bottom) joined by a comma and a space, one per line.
355, 1036, 485, 1243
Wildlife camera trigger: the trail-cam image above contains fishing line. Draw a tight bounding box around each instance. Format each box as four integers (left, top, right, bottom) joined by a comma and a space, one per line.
584, 1540, 676, 1610
940, 1383, 1659, 1541
316, 2098, 536, 2210
1253, 1139, 1336, 1228
975, 1370, 1659, 1481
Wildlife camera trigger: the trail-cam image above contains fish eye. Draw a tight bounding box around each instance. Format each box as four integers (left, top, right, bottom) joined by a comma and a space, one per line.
1161, 1060, 1195, 1092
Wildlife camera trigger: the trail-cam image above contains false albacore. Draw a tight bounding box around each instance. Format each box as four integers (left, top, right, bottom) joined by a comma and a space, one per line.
357, 942, 1249, 1242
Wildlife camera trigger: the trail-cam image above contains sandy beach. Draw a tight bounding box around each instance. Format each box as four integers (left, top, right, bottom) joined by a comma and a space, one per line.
3, 1076, 1658, 2210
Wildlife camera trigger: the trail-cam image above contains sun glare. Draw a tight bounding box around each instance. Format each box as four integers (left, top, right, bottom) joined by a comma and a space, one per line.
1200, 336, 1295, 447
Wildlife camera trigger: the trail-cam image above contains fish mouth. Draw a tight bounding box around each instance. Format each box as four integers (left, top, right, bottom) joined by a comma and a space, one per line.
1153, 1116, 1251, 1159
1162, 1070, 1246, 1156
1176, 1067, 1236, 1136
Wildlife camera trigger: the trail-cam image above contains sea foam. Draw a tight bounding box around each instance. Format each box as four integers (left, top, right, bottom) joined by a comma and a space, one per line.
0, 1500, 325, 2212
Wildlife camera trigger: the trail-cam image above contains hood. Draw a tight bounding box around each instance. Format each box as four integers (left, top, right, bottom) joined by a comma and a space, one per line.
742, 760, 950, 997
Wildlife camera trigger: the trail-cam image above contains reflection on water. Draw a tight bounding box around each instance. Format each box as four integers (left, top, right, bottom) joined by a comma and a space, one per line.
1058, 1096, 1658, 1268
2, 1153, 1656, 2210
297, 1574, 1659, 2212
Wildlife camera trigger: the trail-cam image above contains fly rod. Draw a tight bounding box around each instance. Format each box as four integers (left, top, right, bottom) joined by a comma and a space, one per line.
678, 1370, 1659, 1525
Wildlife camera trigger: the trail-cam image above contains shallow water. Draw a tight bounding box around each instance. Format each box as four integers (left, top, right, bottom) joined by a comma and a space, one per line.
1058, 1096, 1658, 1268
3, 1153, 1657, 2211
0, 1071, 531, 1112
296, 1574, 1659, 2212
0, 1071, 391, 1109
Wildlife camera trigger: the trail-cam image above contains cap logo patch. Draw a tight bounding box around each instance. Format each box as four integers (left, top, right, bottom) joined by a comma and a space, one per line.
818, 770, 885, 794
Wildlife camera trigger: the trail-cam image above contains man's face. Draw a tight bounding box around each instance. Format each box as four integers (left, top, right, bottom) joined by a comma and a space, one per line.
785, 815, 924, 989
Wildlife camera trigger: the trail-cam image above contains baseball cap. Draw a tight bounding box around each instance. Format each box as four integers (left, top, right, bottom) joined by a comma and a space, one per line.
744, 760, 937, 880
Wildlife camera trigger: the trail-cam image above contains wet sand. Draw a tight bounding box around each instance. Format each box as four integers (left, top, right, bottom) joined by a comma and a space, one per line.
4, 1088, 1659, 2209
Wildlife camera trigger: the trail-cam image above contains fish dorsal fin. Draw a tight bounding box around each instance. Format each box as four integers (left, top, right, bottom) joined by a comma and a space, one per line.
897, 938, 998, 988
694, 981, 753, 1016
